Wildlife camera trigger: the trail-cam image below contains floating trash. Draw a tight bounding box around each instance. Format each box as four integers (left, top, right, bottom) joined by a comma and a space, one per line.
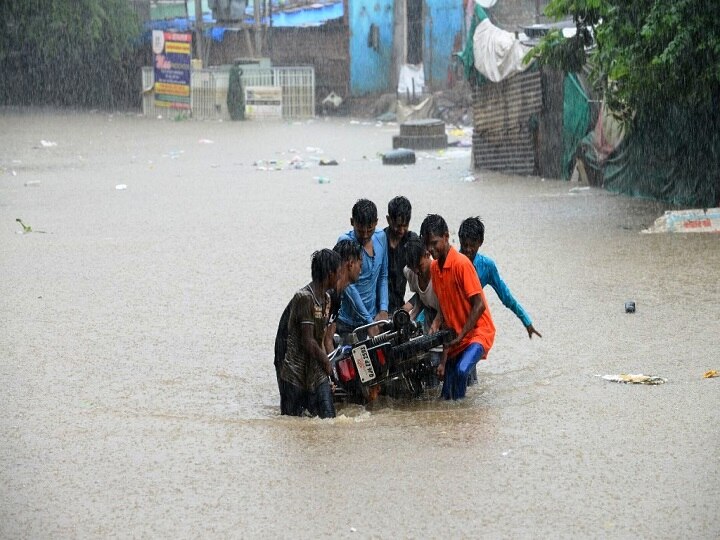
642, 207, 720, 234
163, 150, 184, 159
40, 140, 57, 148
16, 218, 32, 233
198, 138, 214, 144
314, 176, 331, 184
625, 301, 636, 313
15, 218, 46, 234
703, 370, 718, 379
115, 184, 128, 190
598, 374, 667, 385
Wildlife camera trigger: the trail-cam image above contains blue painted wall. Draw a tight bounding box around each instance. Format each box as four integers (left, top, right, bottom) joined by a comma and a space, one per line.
349, 1, 395, 95
424, 1, 464, 87
349, 1, 464, 95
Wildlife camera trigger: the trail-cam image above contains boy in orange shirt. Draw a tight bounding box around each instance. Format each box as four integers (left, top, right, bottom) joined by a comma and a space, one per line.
420, 214, 495, 399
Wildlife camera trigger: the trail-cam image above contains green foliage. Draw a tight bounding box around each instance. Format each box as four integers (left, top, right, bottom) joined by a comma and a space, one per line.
0, 0, 143, 108
532, 0, 720, 206
530, 0, 720, 117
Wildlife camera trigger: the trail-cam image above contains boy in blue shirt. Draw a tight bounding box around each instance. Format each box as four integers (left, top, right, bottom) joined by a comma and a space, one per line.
336, 199, 389, 338
458, 216, 541, 339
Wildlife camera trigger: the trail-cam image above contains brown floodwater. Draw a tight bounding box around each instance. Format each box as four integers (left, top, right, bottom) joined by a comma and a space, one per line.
1, 109, 718, 538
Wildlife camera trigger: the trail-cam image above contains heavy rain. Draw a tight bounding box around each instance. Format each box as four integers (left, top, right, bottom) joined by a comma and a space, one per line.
1, 1, 719, 538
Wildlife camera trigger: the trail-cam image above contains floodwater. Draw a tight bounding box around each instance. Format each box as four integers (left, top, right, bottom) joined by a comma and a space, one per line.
1, 109, 718, 538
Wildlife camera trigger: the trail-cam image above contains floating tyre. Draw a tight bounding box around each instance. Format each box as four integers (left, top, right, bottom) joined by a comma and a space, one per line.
392, 118, 448, 150
382, 148, 416, 165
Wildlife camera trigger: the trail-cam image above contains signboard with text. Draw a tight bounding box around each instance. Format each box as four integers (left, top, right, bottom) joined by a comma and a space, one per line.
244, 86, 283, 119
152, 30, 192, 110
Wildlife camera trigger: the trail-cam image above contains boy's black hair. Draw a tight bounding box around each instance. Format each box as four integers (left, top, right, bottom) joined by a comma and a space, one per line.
458, 216, 485, 247
311, 249, 341, 282
387, 196, 412, 224
333, 239, 362, 262
351, 198, 378, 227
419, 214, 448, 242
404, 236, 426, 269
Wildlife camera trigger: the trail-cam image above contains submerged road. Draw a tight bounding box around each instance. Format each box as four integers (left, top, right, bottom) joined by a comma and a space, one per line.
1, 110, 718, 538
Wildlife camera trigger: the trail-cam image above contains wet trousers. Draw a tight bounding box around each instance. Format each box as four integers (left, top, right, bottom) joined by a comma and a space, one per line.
441, 343, 484, 400
307, 380, 336, 419
280, 378, 307, 416
280, 378, 335, 419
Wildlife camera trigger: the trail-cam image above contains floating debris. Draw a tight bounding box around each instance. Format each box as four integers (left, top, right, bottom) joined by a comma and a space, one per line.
16, 218, 32, 233
39, 140, 58, 148
703, 370, 718, 379
598, 374, 667, 385
15, 218, 46, 234
642, 207, 720, 234
115, 184, 127, 190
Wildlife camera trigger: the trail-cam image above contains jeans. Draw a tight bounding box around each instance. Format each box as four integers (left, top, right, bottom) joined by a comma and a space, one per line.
280, 379, 307, 416
441, 343, 484, 400
307, 380, 336, 419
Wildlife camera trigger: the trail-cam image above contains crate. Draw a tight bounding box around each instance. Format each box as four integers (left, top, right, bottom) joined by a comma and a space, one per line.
141, 65, 314, 120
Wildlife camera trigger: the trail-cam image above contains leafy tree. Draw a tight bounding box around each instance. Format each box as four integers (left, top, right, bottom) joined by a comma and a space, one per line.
530, 0, 720, 206
530, 0, 720, 118
0, 0, 143, 108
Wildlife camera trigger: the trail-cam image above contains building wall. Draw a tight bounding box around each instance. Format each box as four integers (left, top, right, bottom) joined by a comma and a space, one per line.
269, 23, 350, 104
471, 67, 564, 177
348, 0, 395, 95
207, 22, 350, 106
424, 0, 464, 88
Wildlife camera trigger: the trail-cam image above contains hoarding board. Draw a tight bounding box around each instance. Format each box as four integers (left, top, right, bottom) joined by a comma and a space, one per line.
153, 31, 192, 110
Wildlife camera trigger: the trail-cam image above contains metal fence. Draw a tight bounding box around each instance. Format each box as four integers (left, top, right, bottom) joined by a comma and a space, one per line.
142, 65, 315, 120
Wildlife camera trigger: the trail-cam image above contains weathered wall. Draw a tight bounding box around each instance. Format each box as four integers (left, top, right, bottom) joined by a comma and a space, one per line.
348, 0, 395, 95
471, 67, 564, 178
206, 22, 350, 105
471, 70, 543, 176
538, 67, 564, 178
424, 0, 464, 89
267, 23, 350, 103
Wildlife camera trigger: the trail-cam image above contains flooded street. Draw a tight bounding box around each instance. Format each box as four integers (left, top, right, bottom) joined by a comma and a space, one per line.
1, 109, 718, 538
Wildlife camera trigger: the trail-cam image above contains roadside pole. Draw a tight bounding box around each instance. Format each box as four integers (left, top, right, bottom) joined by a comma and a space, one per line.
194, 0, 204, 65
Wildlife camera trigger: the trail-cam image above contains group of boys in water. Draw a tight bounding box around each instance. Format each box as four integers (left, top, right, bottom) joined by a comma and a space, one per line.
274, 196, 541, 419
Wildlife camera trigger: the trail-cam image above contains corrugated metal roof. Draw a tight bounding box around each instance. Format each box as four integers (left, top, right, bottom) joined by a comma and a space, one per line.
472, 70, 542, 176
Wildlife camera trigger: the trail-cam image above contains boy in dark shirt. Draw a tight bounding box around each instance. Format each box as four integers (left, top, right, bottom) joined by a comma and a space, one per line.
279, 249, 340, 418
274, 241, 362, 392
384, 196, 419, 313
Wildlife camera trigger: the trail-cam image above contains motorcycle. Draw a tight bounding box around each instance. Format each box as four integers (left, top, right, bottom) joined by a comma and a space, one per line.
329, 310, 455, 404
